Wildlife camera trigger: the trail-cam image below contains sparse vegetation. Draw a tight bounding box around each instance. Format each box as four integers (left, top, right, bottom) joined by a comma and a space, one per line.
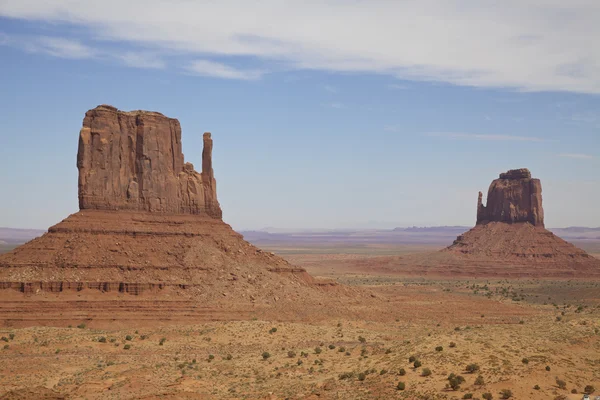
585, 385, 596, 394
500, 389, 513, 399
447, 373, 465, 390
396, 381, 405, 391
466, 363, 480, 373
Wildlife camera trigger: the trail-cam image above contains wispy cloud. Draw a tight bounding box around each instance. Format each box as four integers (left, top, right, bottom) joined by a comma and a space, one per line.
24, 36, 95, 59
324, 85, 337, 93
426, 132, 546, 142
558, 153, 594, 159
384, 125, 400, 132
185, 60, 264, 80
117, 52, 165, 69
387, 84, 409, 90
1, 1, 599, 92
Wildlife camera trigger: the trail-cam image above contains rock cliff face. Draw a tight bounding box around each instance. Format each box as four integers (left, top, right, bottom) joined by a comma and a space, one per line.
77, 105, 222, 218
476, 168, 544, 227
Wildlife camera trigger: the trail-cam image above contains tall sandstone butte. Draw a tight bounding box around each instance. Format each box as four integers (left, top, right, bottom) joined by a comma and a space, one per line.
476, 168, 544, 227
77, 105, 222, 218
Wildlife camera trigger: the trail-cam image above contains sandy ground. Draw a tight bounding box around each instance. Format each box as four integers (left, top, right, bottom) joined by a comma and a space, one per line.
1, 279, 599, 399
1, 242, 599, 399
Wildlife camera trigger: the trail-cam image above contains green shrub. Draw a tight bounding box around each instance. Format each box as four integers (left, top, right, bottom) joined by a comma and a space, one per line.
3, 344, 8, 350
287, 351, 296, 358
585, 386, 596, 394
9, 333, 15, 340
522, 358, 529, 364
98, 337, 107, 343
125, 335, 133, 341
482, 393, 493, 400
358, 336, 366, 343
396, 382, 405, 391
408, 355, 416, 363
413, 360, 422, 368
466, 363, 480, 373
475, 375, 485, 385
328, 344, 335, 350
545, 366, 551, 371
571, 389, 578, 394
269, 327, 277, 334
463, 394, 473, 399
534, 385, 540, 390
556, 379, 567, 389
500, 389, 513, 399
399, 368, 406, 376
159, 337, 166, 346
380, 369, 387, 375
77, 323, 86, 329
338, 346, 346, 352
449, 342, 456, 348
226, 354, 233, 360
262, 352, 271, 360
208, 354, 215, 361
421, 368, 432, 377
314, 347, 322, 354
447, 373, 465, 390
357, 372, 366, 381
123, 344, 131, 350
338, 371, 354, 380
435, 346, 443, 352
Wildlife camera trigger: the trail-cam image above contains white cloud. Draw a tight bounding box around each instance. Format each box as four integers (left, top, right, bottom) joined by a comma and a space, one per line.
25, 36, 95, 59
1, 1, 600, 92
186, 60, 264, 80
117, 52, 165, 69
426, 132, 546, 142
324, 85, 337, 93
558, 153, 594, 159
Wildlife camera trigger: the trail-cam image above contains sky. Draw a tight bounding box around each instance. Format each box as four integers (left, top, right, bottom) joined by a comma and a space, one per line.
0, 0, 598, 230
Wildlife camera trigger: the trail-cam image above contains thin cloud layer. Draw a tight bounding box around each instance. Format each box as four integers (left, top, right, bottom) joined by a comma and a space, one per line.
186, 60, 264, 80
1, 1, 599, 92
558, 153, 594, 159
426, 132, 546, 142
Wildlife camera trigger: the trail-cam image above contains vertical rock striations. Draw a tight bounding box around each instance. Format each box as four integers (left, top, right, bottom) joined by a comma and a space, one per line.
476, 168, 544, 227
77, 105, 222, 218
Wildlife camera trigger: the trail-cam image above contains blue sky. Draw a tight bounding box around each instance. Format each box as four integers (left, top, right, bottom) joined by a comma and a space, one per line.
0, 1, 599, 230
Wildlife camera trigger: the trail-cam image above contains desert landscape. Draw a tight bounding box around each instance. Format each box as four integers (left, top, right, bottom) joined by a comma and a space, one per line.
0, 106, 598, 400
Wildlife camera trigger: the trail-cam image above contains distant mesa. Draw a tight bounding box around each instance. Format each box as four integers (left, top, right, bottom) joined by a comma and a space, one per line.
345, 168, 600, 279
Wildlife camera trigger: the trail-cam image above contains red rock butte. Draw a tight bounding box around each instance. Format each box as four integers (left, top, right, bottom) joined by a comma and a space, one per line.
476, 168, 544, 227
78, 105, 221, 218
346, 169, 600, 279
0, 105, 364, 327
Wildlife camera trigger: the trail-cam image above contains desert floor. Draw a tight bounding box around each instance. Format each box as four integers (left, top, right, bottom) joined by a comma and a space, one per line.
1, 243, 599, 400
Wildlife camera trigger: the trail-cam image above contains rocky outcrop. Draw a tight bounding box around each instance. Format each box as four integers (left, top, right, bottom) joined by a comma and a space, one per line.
77, 105, 222, 218
476, 168, 544, 227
